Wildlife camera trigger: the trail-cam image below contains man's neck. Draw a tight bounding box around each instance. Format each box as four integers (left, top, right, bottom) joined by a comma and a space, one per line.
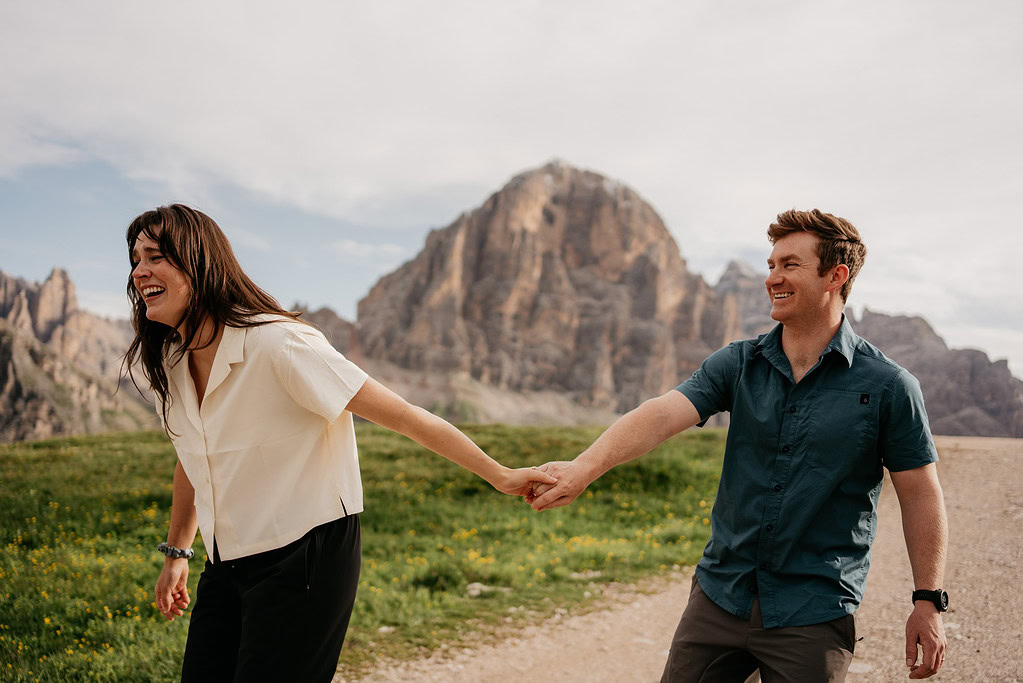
780, 308, 844, 381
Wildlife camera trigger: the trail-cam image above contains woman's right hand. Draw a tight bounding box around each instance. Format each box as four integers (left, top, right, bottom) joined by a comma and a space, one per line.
492, 465, 558, 497
155, 558, 191, 621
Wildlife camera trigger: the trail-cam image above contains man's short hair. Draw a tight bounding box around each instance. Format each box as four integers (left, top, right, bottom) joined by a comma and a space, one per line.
767, 209, 867, 302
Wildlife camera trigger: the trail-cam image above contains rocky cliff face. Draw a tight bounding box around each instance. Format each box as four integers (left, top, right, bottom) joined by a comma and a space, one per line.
356, 161, 741, 412
0, 268, 133, 382
0, 269, 154, 441
852, 311, 1023, 438
713, 260, 774, 337
0, 321, 154, 441
716, 260, 1023, 437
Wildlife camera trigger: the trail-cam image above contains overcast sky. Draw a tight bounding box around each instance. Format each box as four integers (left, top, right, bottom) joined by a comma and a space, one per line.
2, 0, 1021, 375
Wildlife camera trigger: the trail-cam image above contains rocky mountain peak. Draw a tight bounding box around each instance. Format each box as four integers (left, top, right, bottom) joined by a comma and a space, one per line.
713, 259, 774, 337
717, 259, 760, 284
34, 268, 78, 341
357, 162, 740, 412
0, 268, 79, 343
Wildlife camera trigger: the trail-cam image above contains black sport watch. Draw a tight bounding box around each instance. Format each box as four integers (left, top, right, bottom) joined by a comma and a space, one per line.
912, 589, 949, 612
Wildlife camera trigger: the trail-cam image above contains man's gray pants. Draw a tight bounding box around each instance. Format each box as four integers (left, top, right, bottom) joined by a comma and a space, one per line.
661, 575, 856, 682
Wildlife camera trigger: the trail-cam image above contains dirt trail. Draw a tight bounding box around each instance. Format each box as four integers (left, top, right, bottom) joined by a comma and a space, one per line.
345, 436, 1023, 682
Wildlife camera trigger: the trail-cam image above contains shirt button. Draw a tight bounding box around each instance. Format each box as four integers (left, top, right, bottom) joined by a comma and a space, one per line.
788, 406, 797, 413
774, 485, 783, 492
759, 563, 768, 570
765, 524, 775, 532
781, 445, 791, 453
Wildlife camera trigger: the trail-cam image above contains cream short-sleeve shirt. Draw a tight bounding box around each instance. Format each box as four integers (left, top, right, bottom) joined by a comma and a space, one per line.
163, 315, 368, 561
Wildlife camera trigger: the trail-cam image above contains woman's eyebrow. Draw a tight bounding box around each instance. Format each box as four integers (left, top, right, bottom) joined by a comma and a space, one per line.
131, 245, 161, 259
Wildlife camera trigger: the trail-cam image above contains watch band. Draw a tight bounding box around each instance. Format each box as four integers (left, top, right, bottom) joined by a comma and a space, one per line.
911, 589, 949, 612
158, 542, 195, 560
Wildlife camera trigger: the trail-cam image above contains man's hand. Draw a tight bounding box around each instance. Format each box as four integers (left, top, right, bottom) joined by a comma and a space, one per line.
494, 466, 558, 497
155, 558, 191, 621
527, 461, 594, 511
905, 602, 946, 678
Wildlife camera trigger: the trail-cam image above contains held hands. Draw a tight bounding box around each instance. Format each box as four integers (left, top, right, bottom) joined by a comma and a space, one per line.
155, 558, 191, 621
905, 602, 947, 678
493, 466, 559, 497
526, 461, 593, 511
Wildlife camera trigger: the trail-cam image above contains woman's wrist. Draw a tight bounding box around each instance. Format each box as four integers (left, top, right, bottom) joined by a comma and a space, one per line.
483, 463, 512, 490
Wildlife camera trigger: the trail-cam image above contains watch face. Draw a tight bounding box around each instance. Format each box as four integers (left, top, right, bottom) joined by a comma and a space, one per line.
940, 591, 949, 610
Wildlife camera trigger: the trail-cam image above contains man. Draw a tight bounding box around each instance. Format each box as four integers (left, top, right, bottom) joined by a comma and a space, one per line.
528, 209, 948, 681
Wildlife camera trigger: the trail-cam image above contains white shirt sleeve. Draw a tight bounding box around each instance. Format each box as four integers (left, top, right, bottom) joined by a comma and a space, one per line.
272, 327, 369, 423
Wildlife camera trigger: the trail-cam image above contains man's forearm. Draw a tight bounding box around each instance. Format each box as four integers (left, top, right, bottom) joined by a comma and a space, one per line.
167, 460, 199, 549
893, 466, 948, 589
575, 391, 702, 482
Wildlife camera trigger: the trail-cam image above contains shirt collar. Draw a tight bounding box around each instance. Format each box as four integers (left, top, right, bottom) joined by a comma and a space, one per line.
167, 323, 247, 407
203, 324, 246, 400
753, 314, 858, 368
826, 314, 858, 368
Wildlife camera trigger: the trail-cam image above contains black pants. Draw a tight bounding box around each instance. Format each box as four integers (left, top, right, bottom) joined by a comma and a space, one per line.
181, 515, 361, 683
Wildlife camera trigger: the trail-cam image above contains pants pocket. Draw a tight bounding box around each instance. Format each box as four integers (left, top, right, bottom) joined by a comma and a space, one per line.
304, 527, 322, 591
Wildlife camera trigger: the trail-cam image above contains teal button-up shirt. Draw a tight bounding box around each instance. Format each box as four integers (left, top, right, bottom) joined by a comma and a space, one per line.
677, 316, 937, 628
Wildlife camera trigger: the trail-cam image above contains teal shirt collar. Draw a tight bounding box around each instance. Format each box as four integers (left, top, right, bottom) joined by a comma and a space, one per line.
755, 314, 858, 371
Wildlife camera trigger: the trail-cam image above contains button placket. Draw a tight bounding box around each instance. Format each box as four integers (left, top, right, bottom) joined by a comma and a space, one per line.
757, 389, 802, 589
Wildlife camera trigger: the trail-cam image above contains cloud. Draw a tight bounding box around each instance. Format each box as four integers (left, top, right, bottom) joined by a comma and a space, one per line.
1, 0, 1020, 373
226, 227, 272, 253
330, 239, 410, 274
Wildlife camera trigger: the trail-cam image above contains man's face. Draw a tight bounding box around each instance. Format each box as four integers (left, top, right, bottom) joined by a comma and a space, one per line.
765, 231, 833, 325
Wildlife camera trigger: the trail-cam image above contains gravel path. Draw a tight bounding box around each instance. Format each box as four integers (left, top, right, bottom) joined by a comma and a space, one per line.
344, 436, 1023, 682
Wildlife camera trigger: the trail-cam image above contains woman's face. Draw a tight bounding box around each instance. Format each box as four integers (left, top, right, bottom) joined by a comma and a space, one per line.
130, 230, 192, 329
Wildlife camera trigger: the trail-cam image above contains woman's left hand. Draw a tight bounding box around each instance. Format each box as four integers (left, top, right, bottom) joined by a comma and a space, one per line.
493, 466, 558, 497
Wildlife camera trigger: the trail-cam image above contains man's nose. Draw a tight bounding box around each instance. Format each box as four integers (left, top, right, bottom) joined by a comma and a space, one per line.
765, 268, 781, 287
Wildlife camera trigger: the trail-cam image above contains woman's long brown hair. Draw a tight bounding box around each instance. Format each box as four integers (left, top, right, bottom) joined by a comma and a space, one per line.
121, 204, 304, 434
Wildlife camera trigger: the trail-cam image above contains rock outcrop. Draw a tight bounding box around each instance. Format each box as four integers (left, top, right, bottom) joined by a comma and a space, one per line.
853, 310, 1023, 438
0, 320, 154, 441
300, 305, 361, 358
0, 268, 133, 382
356, 161, 742, 413
0, 269, 155, 441
713, 260, 774, 337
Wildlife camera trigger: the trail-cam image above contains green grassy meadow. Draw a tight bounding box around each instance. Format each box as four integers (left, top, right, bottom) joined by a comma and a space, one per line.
0, 425, 725, 681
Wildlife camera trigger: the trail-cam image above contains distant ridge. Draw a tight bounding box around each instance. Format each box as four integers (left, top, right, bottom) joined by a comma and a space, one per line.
3, 162, 1021, 439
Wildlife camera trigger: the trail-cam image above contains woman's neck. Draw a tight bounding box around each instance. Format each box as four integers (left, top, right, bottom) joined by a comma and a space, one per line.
182, 317, 222, 364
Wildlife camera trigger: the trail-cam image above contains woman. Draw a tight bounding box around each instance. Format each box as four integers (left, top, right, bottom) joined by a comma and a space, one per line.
123, 204, 555, 682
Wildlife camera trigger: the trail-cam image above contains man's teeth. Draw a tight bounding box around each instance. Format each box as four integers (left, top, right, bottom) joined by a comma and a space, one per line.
773, 293, 792, 299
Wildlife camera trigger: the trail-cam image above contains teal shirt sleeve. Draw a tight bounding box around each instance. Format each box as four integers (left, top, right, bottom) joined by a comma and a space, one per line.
879, 368, 939, 471
675, 342, 742, 426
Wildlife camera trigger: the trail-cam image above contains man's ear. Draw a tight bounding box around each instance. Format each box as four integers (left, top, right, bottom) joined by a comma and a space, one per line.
827, 264, 850, 293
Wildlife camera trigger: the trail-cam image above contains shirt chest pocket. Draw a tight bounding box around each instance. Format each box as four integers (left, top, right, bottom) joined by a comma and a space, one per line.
804, 388, 879, 472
